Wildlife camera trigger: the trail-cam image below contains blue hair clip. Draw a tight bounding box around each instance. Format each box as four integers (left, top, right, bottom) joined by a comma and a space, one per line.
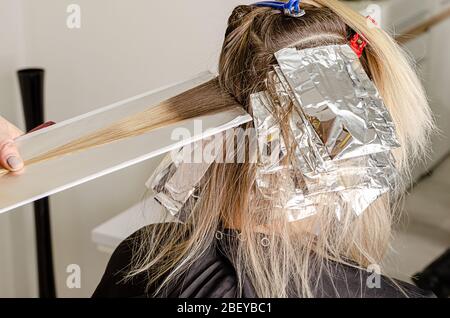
253, 0, 305, 18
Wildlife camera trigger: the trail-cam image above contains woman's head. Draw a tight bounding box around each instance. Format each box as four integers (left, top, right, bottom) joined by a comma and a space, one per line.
127, 0, 434, 298
218, 0, 433, 174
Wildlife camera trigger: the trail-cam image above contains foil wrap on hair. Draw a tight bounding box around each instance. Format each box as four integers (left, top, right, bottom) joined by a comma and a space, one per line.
251, 91, 310, 221
146, 136, 221, 221
274, 45, 400, 161
251, 44, 400, 221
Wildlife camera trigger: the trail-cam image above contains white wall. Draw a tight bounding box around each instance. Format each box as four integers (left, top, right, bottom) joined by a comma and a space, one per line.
427, 12, 450, 167
0, 0, 252, 297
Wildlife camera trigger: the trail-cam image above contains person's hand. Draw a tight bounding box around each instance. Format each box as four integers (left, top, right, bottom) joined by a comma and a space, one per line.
0, 116, 24, 172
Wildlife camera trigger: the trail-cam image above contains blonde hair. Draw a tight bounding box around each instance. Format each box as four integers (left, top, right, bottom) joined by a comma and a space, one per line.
129, 0, 433, 298
8, 0, 433, 297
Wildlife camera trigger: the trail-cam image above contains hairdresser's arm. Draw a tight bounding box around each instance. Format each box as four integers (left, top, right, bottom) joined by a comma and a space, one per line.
0, 116, 24, 172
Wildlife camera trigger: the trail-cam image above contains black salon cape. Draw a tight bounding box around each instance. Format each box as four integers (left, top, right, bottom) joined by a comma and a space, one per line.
93, 225, 434, 298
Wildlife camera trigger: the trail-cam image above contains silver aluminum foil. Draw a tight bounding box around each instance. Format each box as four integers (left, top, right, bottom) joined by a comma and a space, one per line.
272, 66, 330, 173
251, 91, 309, 221
275, 45, 400, 161
251, 91, 287, 176
250, 44, 400, 221
146, 136, 222, 221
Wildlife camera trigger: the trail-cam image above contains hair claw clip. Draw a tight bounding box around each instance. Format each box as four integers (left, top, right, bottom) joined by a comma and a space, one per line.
349, 16, 378, 58
253, 0, 305, 18
350, 33, 367, 58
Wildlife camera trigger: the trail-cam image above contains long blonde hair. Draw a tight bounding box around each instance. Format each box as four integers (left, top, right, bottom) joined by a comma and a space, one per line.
9, 0, 433, 297
128, 0, 433, 298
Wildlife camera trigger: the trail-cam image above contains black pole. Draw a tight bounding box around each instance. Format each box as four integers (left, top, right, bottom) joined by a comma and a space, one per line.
17, 68, 56, 298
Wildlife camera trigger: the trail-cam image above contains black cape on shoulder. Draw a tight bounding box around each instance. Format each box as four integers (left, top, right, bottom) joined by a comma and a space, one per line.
93, 225, 435, 298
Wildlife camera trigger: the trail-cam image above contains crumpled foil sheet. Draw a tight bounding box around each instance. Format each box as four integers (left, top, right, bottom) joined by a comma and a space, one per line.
275, 45, 400, 161
146, 136, 222, 221
251, 44, 400, 221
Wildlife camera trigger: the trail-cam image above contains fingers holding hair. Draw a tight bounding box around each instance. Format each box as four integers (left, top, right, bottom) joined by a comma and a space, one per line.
0, 117, 24, 172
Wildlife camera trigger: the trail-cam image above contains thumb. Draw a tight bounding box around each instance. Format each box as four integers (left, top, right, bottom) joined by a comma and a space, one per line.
0, 138, 24, 172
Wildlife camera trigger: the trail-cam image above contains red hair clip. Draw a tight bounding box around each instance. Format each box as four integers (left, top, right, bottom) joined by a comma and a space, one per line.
350, 33, 367, 58
349, 16, 378, 58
